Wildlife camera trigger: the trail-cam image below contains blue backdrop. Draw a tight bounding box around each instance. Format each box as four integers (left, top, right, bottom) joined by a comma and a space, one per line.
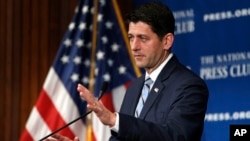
134, 1, 250, 140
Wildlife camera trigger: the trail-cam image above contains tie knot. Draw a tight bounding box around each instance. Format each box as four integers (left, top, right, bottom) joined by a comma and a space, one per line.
145, 77, 153, 86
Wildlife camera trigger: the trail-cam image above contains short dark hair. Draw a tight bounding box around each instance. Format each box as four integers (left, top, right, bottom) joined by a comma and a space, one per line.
126, 2, 175, 39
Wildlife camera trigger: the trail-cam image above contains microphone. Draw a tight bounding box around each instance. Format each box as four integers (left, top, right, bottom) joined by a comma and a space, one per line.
97, 81, 108, 100
39, 82, 108, 141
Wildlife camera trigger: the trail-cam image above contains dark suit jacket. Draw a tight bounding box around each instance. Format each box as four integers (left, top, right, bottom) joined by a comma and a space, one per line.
110, 55, 209, 141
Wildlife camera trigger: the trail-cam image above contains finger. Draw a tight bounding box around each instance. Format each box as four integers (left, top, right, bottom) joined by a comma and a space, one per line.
43, 138, 57, 141
77, 84, 96, 103
87, 101, 101, 112
74, 137, 79, 141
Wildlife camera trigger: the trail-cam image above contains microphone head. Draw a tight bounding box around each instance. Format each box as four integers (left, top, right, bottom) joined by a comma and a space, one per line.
101, 81, 108, 92
98, 81, 108, 100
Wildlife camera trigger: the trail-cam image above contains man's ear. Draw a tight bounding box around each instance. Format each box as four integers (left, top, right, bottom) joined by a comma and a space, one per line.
163, 33, 174, 50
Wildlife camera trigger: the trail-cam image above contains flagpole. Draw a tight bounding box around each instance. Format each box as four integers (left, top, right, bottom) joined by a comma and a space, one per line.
89, 0, 98, 91
111, 0, 142, 77
87, 0, 99, 140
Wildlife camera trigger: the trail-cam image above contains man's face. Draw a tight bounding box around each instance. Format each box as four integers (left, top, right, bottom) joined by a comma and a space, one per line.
128, 21, 167, 72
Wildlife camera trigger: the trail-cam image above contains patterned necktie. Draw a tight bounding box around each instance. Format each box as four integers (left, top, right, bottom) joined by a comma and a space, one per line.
135, 77, 153, 117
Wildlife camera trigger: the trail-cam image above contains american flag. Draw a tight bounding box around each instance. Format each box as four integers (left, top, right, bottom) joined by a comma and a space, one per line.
19, 0, 140, 140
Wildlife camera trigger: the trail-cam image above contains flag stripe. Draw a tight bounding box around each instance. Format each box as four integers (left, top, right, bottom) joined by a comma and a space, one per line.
101, 92, 115, 112
42, 68, 86, 140
43, 68, 82, 124
91, 83, 131, 141
111, 84, 127, 112
92, 113, 111, 141
25, 107, 51, 140
19, 126, 35, 141
36, 89, 75, 139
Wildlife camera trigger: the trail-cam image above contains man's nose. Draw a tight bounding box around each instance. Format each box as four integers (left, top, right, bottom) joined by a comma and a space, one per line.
131, 39, 140, 50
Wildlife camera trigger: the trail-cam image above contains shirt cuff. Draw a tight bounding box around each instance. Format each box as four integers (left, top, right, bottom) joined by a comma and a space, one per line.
110, 112, 119, 132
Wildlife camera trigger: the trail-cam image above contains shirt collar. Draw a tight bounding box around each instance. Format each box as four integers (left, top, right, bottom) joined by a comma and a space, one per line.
145, 53, 173, 82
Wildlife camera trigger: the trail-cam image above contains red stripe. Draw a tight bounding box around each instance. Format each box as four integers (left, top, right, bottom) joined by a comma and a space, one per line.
124, 81, 133, 89
101, 91, 115, 112
19, 128, 33, 141
36, 89, 75, 139
101, 82, 132, 113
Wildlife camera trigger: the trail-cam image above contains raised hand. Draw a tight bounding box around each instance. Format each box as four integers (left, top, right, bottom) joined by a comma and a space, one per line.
77, 84, 116, 127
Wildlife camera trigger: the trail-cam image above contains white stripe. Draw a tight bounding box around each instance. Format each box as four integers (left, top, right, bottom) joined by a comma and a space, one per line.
92, 85, 127, 141
111, 85, 126, 112
92, 113, 111, 141
25, 107, 51, 140
43, 68, 86, 140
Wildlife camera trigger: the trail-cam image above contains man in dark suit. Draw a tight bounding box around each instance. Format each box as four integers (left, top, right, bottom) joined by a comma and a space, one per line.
46, 2, 209, 141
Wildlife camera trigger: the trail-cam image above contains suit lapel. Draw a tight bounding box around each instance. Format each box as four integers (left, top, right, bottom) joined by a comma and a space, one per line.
128, 76, 145, 116
139, 81, 164, 118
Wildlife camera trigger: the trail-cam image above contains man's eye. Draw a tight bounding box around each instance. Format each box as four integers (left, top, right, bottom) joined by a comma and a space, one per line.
128, 36, 133, 41
141, 37, 147, 41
